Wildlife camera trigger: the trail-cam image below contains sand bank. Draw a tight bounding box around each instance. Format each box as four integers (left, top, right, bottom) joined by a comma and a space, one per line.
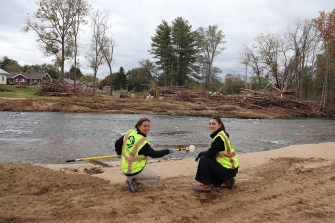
1, 142, 334, 223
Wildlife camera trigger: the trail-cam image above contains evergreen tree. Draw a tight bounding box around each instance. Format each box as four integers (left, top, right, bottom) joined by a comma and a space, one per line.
114, 67, 127, 90
150, 17, 197, 86
150, 20, 172, 86
171, 17, 197, 86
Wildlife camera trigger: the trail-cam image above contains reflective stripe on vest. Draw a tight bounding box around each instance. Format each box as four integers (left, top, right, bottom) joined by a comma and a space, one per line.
121, 129, 148, 174
214, 131, 239, 169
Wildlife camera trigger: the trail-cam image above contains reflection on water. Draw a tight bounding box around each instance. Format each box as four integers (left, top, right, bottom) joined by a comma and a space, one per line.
0, 111, 334, 163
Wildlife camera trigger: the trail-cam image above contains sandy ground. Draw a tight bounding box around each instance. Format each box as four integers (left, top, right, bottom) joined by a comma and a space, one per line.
1, 142, 335, 223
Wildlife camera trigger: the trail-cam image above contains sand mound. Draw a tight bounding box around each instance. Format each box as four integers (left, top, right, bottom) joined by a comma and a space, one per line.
1, 155, 335, 223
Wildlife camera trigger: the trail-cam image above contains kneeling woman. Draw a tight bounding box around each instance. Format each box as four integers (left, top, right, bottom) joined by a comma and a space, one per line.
115, 117, 173, 193
193, 116, 239, 193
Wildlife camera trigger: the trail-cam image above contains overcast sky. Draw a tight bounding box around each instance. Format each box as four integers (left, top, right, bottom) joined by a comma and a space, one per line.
0, 0, 334, 79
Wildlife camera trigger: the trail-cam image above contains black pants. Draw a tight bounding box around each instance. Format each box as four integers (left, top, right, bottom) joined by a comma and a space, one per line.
195, 156, 238, 186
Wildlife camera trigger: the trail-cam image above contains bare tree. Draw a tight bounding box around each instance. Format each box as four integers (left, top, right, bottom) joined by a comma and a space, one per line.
255, 33, 283, 90
240, 44, 268, 90
239, 46, 251, 89
241, 20, 321, 101
139, 59, 157, 78
23, 0, 78, 78
102, 34, 116, 95
285, 19, 320, 99
71, 0, 90, 93
196, 25, 226, 90
87, 10, 109, 96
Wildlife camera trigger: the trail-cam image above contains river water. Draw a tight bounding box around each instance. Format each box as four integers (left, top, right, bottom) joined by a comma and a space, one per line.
0, 111, 334, 163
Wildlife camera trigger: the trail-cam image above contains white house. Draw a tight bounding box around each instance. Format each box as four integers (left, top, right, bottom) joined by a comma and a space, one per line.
0, 68, 8, 85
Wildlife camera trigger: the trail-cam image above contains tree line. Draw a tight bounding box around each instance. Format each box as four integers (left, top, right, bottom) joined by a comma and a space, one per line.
1, 0, 334, 106
239, 11, 335, 109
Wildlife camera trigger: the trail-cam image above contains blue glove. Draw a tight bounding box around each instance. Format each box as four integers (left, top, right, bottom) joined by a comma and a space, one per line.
195, 153, 201, 162
167, 148, 174, 154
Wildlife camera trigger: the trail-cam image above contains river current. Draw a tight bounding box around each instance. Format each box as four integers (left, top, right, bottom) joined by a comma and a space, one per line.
0, 111, 334, 163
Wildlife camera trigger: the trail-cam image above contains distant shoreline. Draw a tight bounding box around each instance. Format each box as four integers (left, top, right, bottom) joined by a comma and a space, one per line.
1, 97, 334, 119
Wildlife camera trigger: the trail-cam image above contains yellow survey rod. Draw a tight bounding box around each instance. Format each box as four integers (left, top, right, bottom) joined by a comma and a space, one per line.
66, 155, 120, 163
173, 147, 188, 152
66, 145, 195, 163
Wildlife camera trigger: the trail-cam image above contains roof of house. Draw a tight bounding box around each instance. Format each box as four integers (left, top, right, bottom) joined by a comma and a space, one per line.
0, 68, 9, 75
23, 72, 50, 79
64, 78, 74, 84
7, 72, 51, 79
82, 82, 98, 87
6, 73, 28, 79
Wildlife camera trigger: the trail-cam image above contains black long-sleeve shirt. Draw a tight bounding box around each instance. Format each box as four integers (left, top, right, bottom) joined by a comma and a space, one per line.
198, 129, 229, 158
115, 129, 169, 158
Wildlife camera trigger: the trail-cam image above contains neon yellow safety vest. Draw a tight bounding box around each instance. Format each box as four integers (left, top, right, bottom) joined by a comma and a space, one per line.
121, 129, 148, 174
214, 130, 239, 169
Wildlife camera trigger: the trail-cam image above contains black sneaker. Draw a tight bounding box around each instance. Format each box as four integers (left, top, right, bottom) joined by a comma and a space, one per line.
126, 178, 138, 193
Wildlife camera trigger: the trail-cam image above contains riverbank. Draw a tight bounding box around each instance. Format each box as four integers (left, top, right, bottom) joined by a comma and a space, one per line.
1, 142, 334, 222
0, 95, 334, 119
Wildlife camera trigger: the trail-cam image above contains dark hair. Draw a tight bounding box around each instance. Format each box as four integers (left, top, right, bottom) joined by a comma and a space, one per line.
135, 117, 150, 129
209, 116, 225, 132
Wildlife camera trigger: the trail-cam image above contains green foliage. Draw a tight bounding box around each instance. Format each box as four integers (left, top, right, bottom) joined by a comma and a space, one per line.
223, 74, 246, 94
100, 75, 112, 87
0, 85, 39, 98
150, 21, 173, 86
113, 67, 128, 90
250, 76, 270, 91
171, 17, 197, 86
65, 66, 83, 80
150, 20, 172, 63
45, 66, 59, 79
127, 67, 151, 92
79, 75, 99, 83
0, 56, 60, 79
22, 63, 59, 79
0, 56, 22, 72
150, 17, 197, 86
183, 78, 203, 89
210, 78, 224, 92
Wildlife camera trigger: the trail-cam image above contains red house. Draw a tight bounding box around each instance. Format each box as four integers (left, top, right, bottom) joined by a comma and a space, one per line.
7, 72, 52, 86
6, 73, 29, 87
64, 78, 81, 89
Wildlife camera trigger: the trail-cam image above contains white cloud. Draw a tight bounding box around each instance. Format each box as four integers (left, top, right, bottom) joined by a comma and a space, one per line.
0, 0, 334, 79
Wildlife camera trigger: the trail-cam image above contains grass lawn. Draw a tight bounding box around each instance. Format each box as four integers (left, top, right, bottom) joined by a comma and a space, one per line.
0, 85, 39, 98
0, 84, 125, 101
